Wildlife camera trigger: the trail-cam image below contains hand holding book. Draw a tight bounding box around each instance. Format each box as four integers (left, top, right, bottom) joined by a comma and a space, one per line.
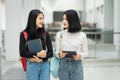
73, 54, 81, 60
37, 50, 46, 58
27, 38, 47, 59
59, 51, 67, 58
29, 55, 43, 63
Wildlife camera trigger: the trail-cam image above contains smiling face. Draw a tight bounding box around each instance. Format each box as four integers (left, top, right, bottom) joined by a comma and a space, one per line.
36, 13, 44, 28
62, 14, 69, 29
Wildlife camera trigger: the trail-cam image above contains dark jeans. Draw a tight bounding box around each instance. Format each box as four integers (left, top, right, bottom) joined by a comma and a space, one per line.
59, 58, 83, 80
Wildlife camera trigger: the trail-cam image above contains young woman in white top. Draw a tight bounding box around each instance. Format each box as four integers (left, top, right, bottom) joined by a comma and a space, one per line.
55, 9, 88, 80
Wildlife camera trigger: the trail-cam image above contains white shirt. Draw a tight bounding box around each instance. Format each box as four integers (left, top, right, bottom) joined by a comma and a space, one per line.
55, 29, 88, 59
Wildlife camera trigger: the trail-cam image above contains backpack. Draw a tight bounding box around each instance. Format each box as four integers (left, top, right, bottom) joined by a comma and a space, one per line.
20, 31, 28, 72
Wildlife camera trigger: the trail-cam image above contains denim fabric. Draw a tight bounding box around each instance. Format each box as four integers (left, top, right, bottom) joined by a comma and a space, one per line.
59, 58, 83, 80
26, 60, 50, 80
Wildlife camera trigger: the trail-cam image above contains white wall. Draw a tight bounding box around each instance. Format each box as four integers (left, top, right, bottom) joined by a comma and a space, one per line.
86, 0, 104, 29
0, 0, 1, 76
86, 0, 94, 11
114, 0, 120, 53
0, 0, 1, 48
5, 0, 23, 61
0, 1, 1, 76
85, 0, 104, 10
5, 0, 41, 61
0, 0, 5, 30
41, 0, 85, 23
104, 0, 113, 31
53, 0, 85, 11
0, 0, 5, 48
94, 0, 104, 7
114, 0, 120, 32
0, 0, 1, 45
41, 0, 85, 11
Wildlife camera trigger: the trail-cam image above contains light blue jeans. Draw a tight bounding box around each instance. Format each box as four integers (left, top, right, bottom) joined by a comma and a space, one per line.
59, 58, 83, 80
26, 60, 50, 80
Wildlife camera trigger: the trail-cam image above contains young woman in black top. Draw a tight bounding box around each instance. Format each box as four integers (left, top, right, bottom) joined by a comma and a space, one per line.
19, 9, 53, 80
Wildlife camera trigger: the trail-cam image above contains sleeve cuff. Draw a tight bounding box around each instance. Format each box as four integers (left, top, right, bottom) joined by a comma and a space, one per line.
77, 52, 88, 59
55, 51, 60, 58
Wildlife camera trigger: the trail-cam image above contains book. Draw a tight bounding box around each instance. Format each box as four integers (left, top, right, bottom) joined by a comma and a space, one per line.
62, 51, 76, 58
27, 38, 43, 54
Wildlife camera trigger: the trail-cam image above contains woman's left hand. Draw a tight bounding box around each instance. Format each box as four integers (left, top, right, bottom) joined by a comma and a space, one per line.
73, 54, 81, 60
37, 50, 46, 58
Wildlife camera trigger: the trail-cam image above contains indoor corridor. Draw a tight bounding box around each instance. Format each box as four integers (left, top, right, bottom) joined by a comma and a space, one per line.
1, 0, 120, 80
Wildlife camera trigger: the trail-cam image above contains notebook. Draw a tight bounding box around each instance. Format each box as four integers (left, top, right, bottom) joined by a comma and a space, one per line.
62, 51, 76, 58
27, 38, 43, 54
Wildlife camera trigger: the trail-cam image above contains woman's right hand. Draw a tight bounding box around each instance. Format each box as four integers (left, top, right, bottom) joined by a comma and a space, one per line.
37, 50, 46, 58
59, 51, 67, 58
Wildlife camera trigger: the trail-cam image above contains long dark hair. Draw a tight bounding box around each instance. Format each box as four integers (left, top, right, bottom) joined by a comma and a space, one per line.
64, 9, 81, 33
24, 9, 45, 37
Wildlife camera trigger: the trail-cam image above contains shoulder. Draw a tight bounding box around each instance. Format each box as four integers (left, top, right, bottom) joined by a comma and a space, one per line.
20, 31, 24, 36
79, 32, 87, 38
19, 32, 24, 41
78, 31, 86, 37
20, 31, 28, 38
80, 32, 86, 35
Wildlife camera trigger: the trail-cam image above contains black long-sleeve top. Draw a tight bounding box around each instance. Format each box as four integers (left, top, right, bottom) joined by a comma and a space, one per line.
19, 29, 53, 62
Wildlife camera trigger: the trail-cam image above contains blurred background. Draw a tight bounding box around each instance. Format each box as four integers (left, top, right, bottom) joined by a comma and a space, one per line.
0, 0, 120, 80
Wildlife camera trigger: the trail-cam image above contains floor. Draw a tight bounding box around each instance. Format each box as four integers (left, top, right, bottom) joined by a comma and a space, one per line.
2, 59, 120, 80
